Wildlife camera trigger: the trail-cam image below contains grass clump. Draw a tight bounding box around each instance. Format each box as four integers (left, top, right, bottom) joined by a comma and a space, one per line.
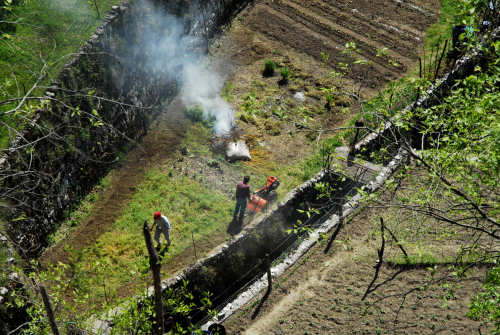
279, 67, 291, 85
263, 59, 276, 77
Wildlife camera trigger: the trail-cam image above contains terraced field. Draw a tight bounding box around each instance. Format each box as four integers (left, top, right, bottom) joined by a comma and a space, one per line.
228, 0, 438, 88
38, 0, 440, 317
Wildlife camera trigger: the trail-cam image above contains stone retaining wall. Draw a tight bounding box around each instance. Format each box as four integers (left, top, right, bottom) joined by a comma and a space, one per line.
0, 0, 247, 257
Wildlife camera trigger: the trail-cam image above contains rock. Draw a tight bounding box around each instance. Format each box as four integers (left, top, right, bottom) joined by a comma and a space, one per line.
0, 296, 4, 304
8, 273, 19, 282
293, 91, 305, 103
7, 257, 15, 264
226, 141, 251, 162
0, 287, 8, 295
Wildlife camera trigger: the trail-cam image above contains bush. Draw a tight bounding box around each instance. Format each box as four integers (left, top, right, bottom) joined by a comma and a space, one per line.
263, 60, 276, 77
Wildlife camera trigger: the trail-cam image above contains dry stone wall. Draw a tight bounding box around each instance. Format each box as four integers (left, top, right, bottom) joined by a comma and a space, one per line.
1, 0, 247, 257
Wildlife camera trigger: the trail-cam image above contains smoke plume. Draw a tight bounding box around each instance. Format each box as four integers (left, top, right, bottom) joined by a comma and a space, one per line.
136, 0, 234, 135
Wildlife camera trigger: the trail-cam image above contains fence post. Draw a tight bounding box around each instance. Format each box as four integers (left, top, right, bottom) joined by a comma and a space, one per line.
348, 119, 364, 166
192, 232, 198, 262
40, 285, 59, 335
143, 221, 163, 335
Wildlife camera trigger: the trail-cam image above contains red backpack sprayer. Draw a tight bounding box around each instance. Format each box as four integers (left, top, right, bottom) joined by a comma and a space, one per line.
246, 176, 280, 214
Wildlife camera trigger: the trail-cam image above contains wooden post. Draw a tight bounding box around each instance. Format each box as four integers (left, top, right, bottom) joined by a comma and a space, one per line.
434, 39, 449, 80
348, 119, 364, 166
143, 221, 163, 335
40, 285, 59, 335
418, 57, 422, 78
191, 232, 198, 262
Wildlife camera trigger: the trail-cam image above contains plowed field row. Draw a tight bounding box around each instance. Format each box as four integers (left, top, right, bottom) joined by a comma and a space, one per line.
246, 7, 394, 87
268, 1, 406, 71
243, 0, 439, 89
323, 0, 437, 31
288, 0, 419, 59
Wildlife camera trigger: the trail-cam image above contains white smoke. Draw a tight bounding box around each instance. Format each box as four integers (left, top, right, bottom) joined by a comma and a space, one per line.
183, 63, 234, 134
136, 0, 234, 135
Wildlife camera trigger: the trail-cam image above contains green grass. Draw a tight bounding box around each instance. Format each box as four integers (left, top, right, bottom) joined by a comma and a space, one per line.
45, 169, 233, 312
0, 0, 120, 148
182, 122, 213, 155
425, 0, 461, 49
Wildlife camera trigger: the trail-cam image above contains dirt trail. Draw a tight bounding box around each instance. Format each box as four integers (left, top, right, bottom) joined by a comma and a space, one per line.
40, 97, 189, 266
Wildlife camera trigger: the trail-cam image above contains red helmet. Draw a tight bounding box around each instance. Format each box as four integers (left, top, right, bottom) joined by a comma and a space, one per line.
154, 211, 161, 219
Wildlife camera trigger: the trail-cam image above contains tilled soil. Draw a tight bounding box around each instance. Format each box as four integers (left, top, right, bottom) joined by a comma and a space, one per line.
235, 0, 439, 88
223, 208, 490, 335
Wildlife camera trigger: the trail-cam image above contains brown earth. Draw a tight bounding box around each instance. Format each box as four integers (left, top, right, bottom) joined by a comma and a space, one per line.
223, 195, 491, 335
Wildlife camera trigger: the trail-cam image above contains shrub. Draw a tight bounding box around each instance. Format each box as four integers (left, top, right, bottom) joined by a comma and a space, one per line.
263, 60, 276, 77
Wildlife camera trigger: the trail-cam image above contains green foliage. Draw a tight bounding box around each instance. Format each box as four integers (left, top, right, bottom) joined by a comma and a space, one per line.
468, 265, 500, 333
240, 93, 264, 122
112, 280, 214, 334
263, 59, 276, 77
425, 0, 462, 49
280, 67, 291, 84
0, 0, 120, 148
412, 45, 499, 210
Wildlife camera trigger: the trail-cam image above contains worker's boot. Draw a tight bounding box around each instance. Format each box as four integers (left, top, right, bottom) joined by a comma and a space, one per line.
238, 216, 244, 225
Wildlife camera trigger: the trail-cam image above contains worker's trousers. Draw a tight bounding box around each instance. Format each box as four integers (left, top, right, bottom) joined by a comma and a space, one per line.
233, 197, 247, 221
154, 226, 171, 246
